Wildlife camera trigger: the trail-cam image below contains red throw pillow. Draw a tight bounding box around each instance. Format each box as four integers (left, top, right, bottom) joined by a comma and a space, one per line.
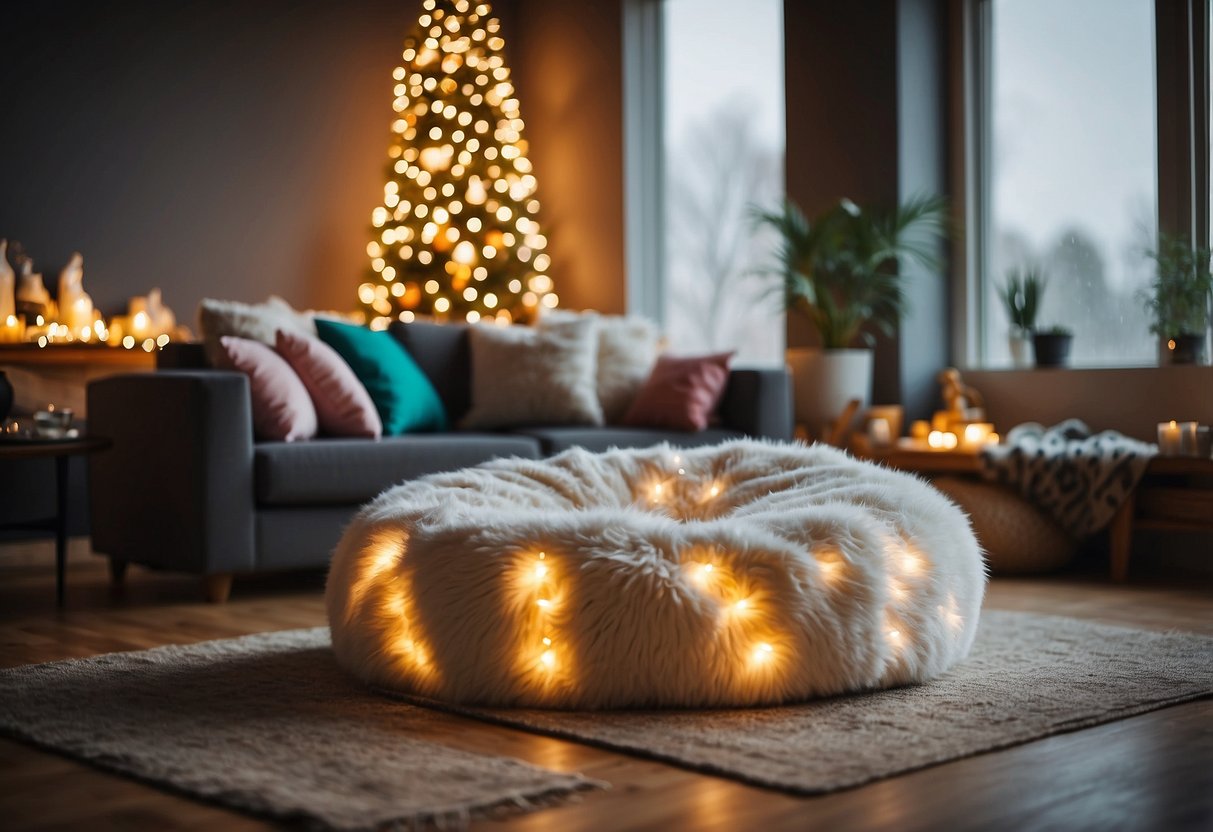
622, 352, 733, 431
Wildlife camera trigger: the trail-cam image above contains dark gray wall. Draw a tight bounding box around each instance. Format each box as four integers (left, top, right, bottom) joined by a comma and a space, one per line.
0, 0, 419, 323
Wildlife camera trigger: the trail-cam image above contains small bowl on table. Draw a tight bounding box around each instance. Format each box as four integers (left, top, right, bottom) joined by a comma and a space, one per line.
33, 407, 74, 439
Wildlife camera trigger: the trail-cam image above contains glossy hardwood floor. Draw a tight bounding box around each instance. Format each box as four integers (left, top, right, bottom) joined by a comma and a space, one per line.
1, 539, 1210, 832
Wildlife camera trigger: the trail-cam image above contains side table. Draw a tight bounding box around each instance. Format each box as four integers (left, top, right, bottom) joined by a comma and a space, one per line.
0, 435, 111, 605
1108, 455, 1213, 582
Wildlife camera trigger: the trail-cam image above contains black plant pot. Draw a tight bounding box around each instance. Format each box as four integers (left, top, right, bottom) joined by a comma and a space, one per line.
0, 370, 12, 422
1168, 333, 1207, 365
1033, 333, 1073, 368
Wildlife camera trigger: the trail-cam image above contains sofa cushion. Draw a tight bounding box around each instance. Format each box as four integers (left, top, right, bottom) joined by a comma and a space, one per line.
464, 317, 604, 429
622, 352, 734, 431
254, 434, 542, 505
315, 318, 447, 435
215, 336, 318, 442
389, 321, 472, 425
509, 426, 744, 455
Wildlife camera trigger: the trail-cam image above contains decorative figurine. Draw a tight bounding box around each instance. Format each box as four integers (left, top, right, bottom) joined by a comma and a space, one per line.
936, 367, 986, 425
0, 239, 15, 325
57, 251, 95, 334
15, 251, 52, 322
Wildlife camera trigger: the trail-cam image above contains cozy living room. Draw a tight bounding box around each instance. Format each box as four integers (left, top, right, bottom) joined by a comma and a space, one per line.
1, 0, 1210, 830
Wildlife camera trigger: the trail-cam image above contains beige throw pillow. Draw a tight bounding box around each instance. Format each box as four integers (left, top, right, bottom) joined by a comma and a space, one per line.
198, 296, 316, 365
540, 311, 661, 423
463, 317, 603, 428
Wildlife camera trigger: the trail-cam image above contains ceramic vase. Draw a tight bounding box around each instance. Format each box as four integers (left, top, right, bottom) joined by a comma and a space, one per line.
786, 347, 873, 437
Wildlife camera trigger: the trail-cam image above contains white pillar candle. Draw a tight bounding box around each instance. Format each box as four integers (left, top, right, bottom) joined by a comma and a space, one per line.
1157, 421, 1182, 456
868, 417, 892, 447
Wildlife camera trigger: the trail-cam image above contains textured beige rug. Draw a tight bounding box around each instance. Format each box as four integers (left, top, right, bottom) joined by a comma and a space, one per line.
0, 629, 599, 830
401, 610, 1213, 794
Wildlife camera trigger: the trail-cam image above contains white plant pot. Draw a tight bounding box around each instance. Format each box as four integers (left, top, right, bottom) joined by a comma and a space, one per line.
1008, 330, 1032, 369
786, 347, 873, 437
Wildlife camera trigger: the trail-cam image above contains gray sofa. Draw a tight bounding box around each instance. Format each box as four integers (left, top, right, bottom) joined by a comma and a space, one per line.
87, 321, 793, 601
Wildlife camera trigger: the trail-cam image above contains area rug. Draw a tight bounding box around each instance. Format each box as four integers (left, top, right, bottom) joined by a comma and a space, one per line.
398, 610, 1213, 794
0, 629, 600, 830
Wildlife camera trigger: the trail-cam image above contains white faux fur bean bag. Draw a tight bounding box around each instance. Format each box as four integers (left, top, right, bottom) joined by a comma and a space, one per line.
326, 440, 986, 709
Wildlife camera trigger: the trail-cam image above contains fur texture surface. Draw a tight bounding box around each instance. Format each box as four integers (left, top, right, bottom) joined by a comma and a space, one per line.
327, 440, 986, 709
462, 317, 604, 429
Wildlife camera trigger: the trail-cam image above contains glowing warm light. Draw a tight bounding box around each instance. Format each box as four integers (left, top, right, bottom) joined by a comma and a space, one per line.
536, 598, 553, 610
540, 649, 556, 668
534, 563, 548, 580
362, 3, 552, 323
752, 642, 774, 663
927, 430, 959, 450
734, 598, 750, 612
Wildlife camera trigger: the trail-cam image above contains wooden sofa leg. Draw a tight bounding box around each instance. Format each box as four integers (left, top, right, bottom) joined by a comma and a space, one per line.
108, 558, 128, 586
204, 573, 234, 604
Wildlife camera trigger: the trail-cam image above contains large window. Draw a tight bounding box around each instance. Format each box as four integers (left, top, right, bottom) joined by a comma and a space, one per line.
627, 0, 785, 364
978, 0, 1159, 367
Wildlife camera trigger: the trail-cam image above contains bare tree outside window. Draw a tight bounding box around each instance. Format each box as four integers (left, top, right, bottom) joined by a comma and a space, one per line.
664, 107, 781, 359
983, 0, 1157, 367
661, 0, 784, 365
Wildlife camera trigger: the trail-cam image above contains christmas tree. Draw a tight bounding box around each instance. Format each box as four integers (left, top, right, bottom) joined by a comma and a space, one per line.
360, 0, 556, 328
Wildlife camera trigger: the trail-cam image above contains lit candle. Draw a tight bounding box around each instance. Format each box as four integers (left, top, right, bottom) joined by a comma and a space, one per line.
961, 422, 994, 448
0, 314, 23, 343
1157, 421, 1182, 456
927, 430, 958, 451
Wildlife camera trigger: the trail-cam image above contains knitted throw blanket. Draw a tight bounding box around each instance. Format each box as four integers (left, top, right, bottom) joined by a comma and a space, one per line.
978, 419, 1156, 538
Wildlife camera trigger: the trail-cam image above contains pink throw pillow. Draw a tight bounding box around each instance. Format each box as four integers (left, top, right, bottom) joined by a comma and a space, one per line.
275, 330, 382, 438
216, 336, 318, 442
622, 352, 733, 432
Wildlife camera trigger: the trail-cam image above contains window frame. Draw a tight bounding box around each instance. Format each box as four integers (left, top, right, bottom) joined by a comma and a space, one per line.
952, 0, 1211, 369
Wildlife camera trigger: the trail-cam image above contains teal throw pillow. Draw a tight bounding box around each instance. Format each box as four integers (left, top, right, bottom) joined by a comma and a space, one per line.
315, 319, 447, 434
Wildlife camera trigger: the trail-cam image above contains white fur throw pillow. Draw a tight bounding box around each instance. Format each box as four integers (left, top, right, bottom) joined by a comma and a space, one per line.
541, 311, 661, 423
198, 296, 316, 365
463, 318, 603, 428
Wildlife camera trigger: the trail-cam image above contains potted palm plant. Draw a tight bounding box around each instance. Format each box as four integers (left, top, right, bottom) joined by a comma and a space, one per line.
1143, 232, 1212, 365
756, 195, 948, 435
997, 267, 1045, 368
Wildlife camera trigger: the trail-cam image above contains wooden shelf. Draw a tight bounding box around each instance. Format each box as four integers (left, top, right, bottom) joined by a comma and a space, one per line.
0, 345, 156, 369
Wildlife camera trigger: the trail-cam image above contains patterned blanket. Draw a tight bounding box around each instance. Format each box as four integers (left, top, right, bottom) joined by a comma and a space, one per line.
978, 419, 1156, 538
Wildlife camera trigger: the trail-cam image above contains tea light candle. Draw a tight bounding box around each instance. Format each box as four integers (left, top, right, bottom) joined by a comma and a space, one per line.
0, 314, 23, 343
962, 422, 994, 448
1157, 421, 1183, 456
868, 417, 892, 447
927, 430, 958, 451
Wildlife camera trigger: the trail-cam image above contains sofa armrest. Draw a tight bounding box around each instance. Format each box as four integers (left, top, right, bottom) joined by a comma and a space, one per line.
87, 371, 256, 575
718, 367, 793, 441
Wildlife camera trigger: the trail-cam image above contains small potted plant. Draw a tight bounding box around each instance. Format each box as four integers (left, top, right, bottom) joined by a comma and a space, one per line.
997, 267, 1046, 368
755, 195, 948, 435
1142, 232, 1212, 365
1032, 325, 1073, 368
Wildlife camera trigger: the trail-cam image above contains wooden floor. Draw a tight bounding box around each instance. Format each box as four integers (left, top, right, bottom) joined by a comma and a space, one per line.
1, 539, 1210, 832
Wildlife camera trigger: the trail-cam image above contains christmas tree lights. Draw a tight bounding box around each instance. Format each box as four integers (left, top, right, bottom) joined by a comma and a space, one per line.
360, 0, 556, 328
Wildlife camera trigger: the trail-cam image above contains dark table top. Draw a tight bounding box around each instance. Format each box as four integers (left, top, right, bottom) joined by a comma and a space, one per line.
0, 435, 111, 459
